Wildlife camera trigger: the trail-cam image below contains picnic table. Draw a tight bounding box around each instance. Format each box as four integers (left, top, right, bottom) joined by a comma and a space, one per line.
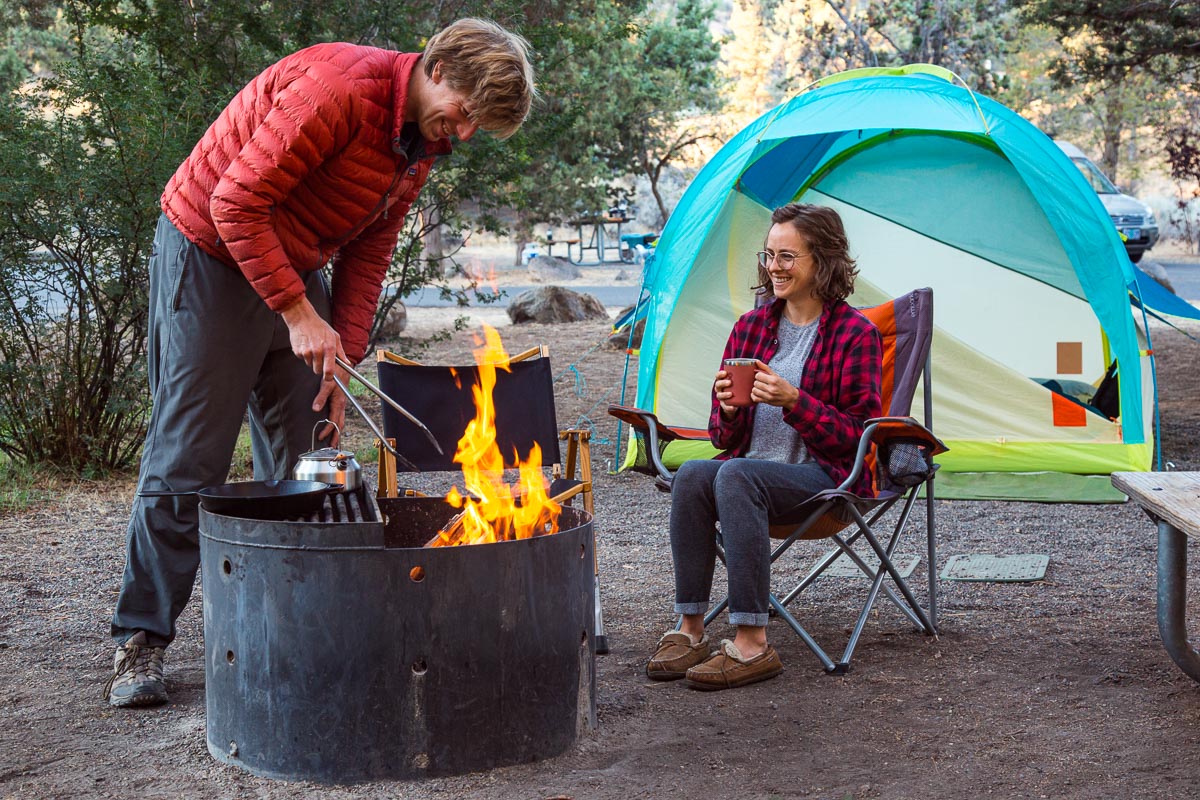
568, 215, 632, 265
542, 230, 580, 260
1111, 471, 1200, 682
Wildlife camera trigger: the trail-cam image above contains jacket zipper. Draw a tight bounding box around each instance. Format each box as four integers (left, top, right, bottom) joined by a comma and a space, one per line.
326, 159, 408, 256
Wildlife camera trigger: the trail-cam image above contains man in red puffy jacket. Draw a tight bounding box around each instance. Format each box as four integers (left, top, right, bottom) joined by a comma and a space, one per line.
104, 18, 535, 708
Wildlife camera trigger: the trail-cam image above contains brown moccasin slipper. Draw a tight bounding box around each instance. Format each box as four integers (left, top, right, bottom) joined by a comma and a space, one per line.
646, 631, 711, 680
684, 639, 783, 691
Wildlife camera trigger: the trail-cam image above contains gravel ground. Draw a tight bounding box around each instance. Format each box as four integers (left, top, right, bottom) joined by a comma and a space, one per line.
2, 310, 1200, 800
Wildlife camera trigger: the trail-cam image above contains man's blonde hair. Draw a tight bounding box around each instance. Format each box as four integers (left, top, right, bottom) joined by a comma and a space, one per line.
423, 18, 536, 139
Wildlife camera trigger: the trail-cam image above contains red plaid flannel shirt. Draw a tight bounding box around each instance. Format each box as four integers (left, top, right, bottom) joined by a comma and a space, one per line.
709, 297, 883, 497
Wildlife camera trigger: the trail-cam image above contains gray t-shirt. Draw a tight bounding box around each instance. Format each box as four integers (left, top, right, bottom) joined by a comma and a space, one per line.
744, 316, 819, 463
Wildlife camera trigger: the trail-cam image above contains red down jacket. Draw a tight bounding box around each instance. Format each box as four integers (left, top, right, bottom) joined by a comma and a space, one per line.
161, 43, 450, 364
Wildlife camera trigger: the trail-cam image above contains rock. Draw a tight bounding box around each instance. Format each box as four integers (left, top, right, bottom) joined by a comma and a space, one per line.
605, 303, 645, 349
507, 286, 608, 324
528, 255, 581, 283
1138, 260, 1176, 294
606, 317, 645, 350
377, 301, 408, 339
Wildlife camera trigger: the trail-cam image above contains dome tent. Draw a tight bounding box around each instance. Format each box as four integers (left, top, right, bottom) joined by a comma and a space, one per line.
624, 65, 1163, 502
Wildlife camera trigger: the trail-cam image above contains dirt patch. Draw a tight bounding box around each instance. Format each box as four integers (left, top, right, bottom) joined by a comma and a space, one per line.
2, 313, 1200, 800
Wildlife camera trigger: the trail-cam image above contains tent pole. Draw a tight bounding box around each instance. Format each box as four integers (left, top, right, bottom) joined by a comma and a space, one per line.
611, 273, 652, 474
1129, 277, 1163, 471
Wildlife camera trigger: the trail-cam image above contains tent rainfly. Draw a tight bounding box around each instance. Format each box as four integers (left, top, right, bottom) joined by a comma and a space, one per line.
623, 65, 1194, 503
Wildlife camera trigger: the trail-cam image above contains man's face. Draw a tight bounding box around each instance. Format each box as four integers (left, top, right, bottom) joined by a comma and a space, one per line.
419, 63, 479, 143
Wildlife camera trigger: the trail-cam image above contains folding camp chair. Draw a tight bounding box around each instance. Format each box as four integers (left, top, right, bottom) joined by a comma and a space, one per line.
373, 345, 607, 652
608, 288, 947, 673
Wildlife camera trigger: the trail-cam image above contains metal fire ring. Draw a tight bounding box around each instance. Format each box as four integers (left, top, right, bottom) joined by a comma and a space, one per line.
200, 494, 597, 783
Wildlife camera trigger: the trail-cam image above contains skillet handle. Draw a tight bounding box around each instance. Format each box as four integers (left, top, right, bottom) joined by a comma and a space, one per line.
137, 489, 195, 498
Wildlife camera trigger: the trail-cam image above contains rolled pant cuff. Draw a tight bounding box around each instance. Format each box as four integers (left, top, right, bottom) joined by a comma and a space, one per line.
728, 612, 770, 627
675, 602, 709, 616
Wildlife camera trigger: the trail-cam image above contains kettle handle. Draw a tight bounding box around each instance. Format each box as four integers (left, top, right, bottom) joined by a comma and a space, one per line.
312, 419, 341, 450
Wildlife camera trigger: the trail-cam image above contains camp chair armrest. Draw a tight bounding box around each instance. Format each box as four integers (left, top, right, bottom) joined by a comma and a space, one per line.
863, 416, 948, 456
835, 433, 878, 492
607, 404, 709, 443
607, 404, 708, 484
832, 417, 948, 494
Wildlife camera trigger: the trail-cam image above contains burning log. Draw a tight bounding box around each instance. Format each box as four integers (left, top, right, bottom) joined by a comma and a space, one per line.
425, 510, 467, 548
425, 487, 576, 548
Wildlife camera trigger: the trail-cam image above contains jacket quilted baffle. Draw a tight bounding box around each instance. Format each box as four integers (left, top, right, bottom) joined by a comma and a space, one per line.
161, 43, 450, 364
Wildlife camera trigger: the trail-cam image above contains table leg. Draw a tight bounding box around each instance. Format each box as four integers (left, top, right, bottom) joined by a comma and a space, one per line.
614, 220, 627, 263
572, 222, 588, 265
1157, 520, 1200, 682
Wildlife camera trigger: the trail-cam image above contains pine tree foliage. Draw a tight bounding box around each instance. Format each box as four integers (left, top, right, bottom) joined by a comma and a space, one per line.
0, 0, 723, 471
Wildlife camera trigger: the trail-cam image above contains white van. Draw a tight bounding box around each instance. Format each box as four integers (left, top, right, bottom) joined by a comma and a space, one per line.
1055, 140, 1158, 262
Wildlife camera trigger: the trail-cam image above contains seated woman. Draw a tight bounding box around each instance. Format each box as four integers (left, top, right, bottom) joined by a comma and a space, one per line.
646, 203, 883, 691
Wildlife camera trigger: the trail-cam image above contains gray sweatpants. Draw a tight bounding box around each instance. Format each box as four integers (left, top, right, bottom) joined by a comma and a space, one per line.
111, 214, 331, 647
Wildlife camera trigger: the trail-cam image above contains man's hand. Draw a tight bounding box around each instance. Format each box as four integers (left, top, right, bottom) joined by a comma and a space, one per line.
280, 296, 344, 382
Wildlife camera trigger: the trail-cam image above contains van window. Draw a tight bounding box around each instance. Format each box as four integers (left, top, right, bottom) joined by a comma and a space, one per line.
1069, 157, 1119, 195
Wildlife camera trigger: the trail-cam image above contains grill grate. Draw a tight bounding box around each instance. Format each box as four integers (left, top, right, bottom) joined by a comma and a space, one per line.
297, 485, 380, 524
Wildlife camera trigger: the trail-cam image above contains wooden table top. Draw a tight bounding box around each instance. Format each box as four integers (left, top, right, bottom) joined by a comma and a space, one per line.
570, 216, 627, 225
1111, 472, 1200, 538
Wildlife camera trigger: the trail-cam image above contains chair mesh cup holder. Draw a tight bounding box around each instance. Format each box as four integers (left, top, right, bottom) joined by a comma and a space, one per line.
879, 439, 937, 489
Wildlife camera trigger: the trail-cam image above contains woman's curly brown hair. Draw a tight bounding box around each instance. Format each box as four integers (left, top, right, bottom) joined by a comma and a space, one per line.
753, 203, 859, 304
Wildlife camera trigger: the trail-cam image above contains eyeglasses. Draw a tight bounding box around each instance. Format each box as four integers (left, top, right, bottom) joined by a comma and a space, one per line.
756, 250, 811, 269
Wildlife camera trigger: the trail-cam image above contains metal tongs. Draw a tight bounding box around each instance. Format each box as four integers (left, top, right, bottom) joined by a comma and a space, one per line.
333, 356, 444, 469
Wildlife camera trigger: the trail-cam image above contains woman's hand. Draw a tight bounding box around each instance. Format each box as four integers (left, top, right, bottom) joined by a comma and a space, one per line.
714, 369, 739, 419
750, 362, 800, 409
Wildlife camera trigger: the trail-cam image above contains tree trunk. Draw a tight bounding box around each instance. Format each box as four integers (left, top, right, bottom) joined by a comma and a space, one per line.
513, 212, 533, 266
1100, 88, 1124, 184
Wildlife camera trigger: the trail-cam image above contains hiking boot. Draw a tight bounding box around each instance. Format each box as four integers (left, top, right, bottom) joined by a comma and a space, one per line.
646, 631, 711, 680
685, 639, 783, 691
103, 631, 167, 708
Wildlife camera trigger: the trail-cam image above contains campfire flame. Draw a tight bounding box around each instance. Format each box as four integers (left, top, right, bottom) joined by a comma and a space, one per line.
428, 325, 562, 547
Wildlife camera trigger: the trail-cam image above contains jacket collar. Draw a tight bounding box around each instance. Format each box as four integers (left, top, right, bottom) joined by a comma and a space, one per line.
391, 53, 454, 159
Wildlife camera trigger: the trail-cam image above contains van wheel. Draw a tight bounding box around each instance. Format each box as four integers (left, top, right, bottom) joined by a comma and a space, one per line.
1130, 252, 1143, 263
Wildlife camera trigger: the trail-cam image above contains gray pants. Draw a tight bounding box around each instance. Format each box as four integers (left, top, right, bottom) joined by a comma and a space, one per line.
111, 214, 330, 647
670, 458, 836, 627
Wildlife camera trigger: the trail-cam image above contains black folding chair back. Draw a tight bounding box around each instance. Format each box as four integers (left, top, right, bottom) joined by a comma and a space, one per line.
377, 355, 562, 473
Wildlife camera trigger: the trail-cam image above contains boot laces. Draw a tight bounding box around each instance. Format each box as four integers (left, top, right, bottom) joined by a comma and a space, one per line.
102, 639, 164, 700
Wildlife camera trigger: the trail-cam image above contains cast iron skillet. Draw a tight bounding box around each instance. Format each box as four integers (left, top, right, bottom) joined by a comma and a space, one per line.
138, 479, 340, 519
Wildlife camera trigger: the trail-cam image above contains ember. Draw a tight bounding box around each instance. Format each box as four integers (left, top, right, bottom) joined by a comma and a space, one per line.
428, 324, 562, 547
